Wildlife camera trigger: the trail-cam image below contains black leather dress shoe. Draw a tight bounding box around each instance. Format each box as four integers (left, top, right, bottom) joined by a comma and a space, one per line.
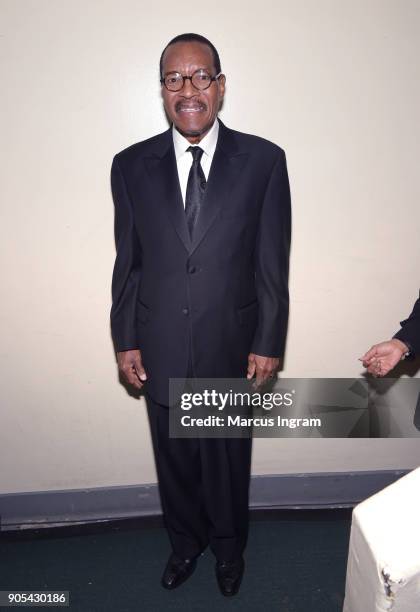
215, 556, 245, 596
161, 552, 198, 589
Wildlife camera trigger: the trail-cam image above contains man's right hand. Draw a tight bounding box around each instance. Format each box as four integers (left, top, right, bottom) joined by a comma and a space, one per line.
117, 349, 147, 390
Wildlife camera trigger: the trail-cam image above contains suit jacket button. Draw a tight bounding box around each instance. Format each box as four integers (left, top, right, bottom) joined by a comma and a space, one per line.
188, 266, 197, 274
182, 308, 189, 315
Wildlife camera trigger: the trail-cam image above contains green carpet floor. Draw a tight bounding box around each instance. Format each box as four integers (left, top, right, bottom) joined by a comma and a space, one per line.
0, 509, 352, 611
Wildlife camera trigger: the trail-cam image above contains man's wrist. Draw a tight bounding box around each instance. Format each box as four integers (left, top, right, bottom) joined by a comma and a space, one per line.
400, 340, 414, 360
391, 338, 410, 359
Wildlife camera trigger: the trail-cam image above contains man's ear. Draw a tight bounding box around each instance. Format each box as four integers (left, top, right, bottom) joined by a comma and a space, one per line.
218, 74, 226, 98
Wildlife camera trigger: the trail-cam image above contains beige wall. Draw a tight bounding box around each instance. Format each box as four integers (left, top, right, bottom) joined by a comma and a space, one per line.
1, 0, 419, 494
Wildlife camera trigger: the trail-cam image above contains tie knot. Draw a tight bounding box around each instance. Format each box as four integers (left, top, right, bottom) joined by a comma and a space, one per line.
187, 145, 204, 164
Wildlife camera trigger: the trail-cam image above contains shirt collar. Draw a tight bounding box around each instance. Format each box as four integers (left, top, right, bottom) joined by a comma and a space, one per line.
172, 117, 220, 160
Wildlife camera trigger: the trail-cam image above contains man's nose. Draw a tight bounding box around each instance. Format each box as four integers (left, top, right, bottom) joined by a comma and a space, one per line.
181, 77, 196, 97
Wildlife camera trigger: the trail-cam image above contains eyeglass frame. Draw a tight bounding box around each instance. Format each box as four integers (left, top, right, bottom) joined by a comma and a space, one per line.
160, 68, 223, 92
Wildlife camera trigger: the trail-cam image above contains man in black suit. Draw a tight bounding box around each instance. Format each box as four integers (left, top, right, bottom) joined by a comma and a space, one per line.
360, 292, 420, 376
110, 33, 291, 596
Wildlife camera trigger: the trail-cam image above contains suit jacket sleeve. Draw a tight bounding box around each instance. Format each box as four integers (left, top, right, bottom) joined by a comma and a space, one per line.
110, 155, 142, 352
392, 292, 420, 356
251, 149, 291, 357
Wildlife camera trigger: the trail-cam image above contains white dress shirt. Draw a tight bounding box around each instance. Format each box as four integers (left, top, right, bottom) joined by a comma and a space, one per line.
172, 117, 220, 208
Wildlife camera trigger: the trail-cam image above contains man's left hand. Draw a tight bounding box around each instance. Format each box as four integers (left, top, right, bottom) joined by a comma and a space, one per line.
247, 353, 279, 387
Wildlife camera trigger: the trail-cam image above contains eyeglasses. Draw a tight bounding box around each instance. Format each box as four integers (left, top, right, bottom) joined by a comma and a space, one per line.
160, 69, 222, 92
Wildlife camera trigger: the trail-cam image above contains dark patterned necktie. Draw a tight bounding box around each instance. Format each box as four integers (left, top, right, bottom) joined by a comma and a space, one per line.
185, 146, 206, 238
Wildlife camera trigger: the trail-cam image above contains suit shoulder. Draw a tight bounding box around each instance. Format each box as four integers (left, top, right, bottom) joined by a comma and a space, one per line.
112, 129, 170, 164
229, 126, 286, 157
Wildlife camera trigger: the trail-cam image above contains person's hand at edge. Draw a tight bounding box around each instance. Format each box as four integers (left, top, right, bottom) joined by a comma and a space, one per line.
359, 339, 409, 377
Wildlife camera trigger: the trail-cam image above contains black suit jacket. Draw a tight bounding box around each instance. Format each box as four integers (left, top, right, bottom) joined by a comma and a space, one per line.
393, 292, 420, 356
110, 119, 291, 405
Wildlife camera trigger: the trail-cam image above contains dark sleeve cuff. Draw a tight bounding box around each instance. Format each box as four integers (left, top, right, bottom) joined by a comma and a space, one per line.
392, 334, 416, 360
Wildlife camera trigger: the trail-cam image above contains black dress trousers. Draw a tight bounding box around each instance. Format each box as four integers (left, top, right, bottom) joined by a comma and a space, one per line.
144, 342, 253, 562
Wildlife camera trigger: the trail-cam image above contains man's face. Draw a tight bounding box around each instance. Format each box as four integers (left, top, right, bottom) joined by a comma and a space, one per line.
161, 41, 225, 143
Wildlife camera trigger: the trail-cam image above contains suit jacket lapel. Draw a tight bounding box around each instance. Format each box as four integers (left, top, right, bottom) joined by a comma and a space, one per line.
190, 119, 249, 254
144, 129, 192, 252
